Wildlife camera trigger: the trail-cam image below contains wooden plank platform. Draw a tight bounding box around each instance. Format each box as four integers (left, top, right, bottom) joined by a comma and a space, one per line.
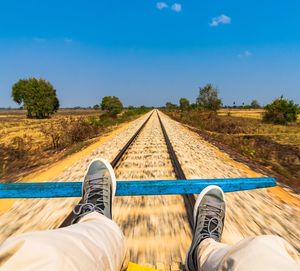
0, 177, 276, 198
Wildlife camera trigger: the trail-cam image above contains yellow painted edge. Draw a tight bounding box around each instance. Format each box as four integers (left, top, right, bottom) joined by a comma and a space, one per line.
126, 262, 158, 271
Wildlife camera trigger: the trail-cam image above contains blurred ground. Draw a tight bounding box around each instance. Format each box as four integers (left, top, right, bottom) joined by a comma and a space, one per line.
0, 111, 299, 269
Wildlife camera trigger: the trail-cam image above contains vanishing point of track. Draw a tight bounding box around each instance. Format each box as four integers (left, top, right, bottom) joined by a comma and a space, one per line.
61, 110, 195, 229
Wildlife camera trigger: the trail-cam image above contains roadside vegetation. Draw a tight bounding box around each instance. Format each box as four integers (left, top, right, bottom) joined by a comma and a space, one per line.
164, 83, 300, 189
1, 85, 150, 182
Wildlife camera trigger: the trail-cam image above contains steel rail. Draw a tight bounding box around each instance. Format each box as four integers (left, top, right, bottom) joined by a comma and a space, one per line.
157, 111, 195, 229
60, 111, 154, 227
111, 112, 154, 168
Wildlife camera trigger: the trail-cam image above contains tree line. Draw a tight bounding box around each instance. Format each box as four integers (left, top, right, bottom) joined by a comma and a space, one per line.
9, 78, 299, 125
10, 77, 133, 118
166, 84, 260, 111
165, 83, 299, 125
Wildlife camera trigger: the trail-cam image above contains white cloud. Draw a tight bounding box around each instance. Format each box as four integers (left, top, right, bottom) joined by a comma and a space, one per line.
238, 50, 253, 58
64, 37, 73, 43
171, 3, 182, 12
209, 14, 231, 27
156, 2, 168, 10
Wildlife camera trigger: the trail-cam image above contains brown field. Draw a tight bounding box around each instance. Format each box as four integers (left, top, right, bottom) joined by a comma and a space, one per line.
218, 108, 265, 119
166, 109, 300, 190
0, 108, 149, 183
218, 108, 300, 147
0, 109, 102, 182
0, 111, 299, 268
0, 109, 100, 147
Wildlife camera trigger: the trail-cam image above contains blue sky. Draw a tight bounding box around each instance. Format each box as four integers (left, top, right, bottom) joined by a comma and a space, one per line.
0, 0, 300, 107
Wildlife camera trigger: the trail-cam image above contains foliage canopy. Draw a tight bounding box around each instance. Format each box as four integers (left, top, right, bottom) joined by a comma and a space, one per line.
179, 98, 190, 110
263, 97, 299, 124
165, 102, 177, 110
250, 100, 261, 109
100, 96, 123, 116
196, 84, 222, 111
12, 78, 59, 118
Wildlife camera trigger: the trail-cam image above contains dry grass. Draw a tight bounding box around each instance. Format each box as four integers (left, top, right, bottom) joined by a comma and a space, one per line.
0, 109, 100, 148
0, 109, 101, 182
254, 123, 300, 147
218, 109, 300, 147
166, 109, 300, 189
218, 108, 265, 119
0, 108, 149, 182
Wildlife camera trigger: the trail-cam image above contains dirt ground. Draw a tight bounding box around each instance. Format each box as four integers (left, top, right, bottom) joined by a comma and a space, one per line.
0, 110, 299, 269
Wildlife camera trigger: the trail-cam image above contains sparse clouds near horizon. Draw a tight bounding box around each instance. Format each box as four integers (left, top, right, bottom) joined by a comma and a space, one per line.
209, 14, 231, 27
156, 2, 182, 12
156, 2, 168, 10
171, 3, 182, 13
1, 1, 300, 107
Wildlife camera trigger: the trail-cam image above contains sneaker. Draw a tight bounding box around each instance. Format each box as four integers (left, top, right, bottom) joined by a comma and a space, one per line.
72, 158, 116, 224
185, 185, 226, 271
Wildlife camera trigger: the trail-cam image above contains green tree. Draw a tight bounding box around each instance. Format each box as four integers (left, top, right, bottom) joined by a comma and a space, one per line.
196, 84, 222, 111
263, 97, 299, 124
165, 102, 177, 110
250, 100, 261, 109
12, 78, 59, 118
190, 103, 198, 109
179, 98, 190, 110
100, 96, 123, 116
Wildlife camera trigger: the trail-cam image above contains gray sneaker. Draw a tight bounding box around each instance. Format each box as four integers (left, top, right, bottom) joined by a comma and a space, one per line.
72, 158, 116, 224
185, 185, 226, 271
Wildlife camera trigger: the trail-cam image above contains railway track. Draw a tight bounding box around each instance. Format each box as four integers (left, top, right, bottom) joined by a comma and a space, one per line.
62, 110, 194, 227
1, 109, 298, 269
61, 109, 194, 267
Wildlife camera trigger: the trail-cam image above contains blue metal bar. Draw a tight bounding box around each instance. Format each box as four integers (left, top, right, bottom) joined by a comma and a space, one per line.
0, 177, 276, 198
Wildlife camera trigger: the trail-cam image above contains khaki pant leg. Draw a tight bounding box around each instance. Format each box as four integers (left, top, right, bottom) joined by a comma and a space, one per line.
197, 235, 300, 271
0, 212, 127, 271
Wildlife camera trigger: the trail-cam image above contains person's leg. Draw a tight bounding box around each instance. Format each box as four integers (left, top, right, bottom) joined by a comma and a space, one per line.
185, 185, 300, 271
0, 158, 127, 271
197, 235, 300, 271
185, 185, 226, 271
0, 212, 126, 271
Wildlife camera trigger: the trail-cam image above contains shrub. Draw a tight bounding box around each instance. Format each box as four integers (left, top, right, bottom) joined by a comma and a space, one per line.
165, 102, 177, 110
101, 96, 123, 116
196, 84, 222, 111
250, 100, 261, 109
65, 118, 98, 144
40, 120, 67, 149
263, 97, 299, 125
87, 116, 102, 127
179, 98, 190, 111
122, 107, 150, 118
41, 117, 100, 149
9, 135, 33, 158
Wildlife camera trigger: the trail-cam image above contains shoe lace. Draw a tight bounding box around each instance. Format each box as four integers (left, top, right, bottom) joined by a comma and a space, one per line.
72, 177, 109, 222
194, 204, 224, 241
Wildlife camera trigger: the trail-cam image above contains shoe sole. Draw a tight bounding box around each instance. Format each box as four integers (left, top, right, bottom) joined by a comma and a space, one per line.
185, 185, 225, 271
82, 157, 117, 208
